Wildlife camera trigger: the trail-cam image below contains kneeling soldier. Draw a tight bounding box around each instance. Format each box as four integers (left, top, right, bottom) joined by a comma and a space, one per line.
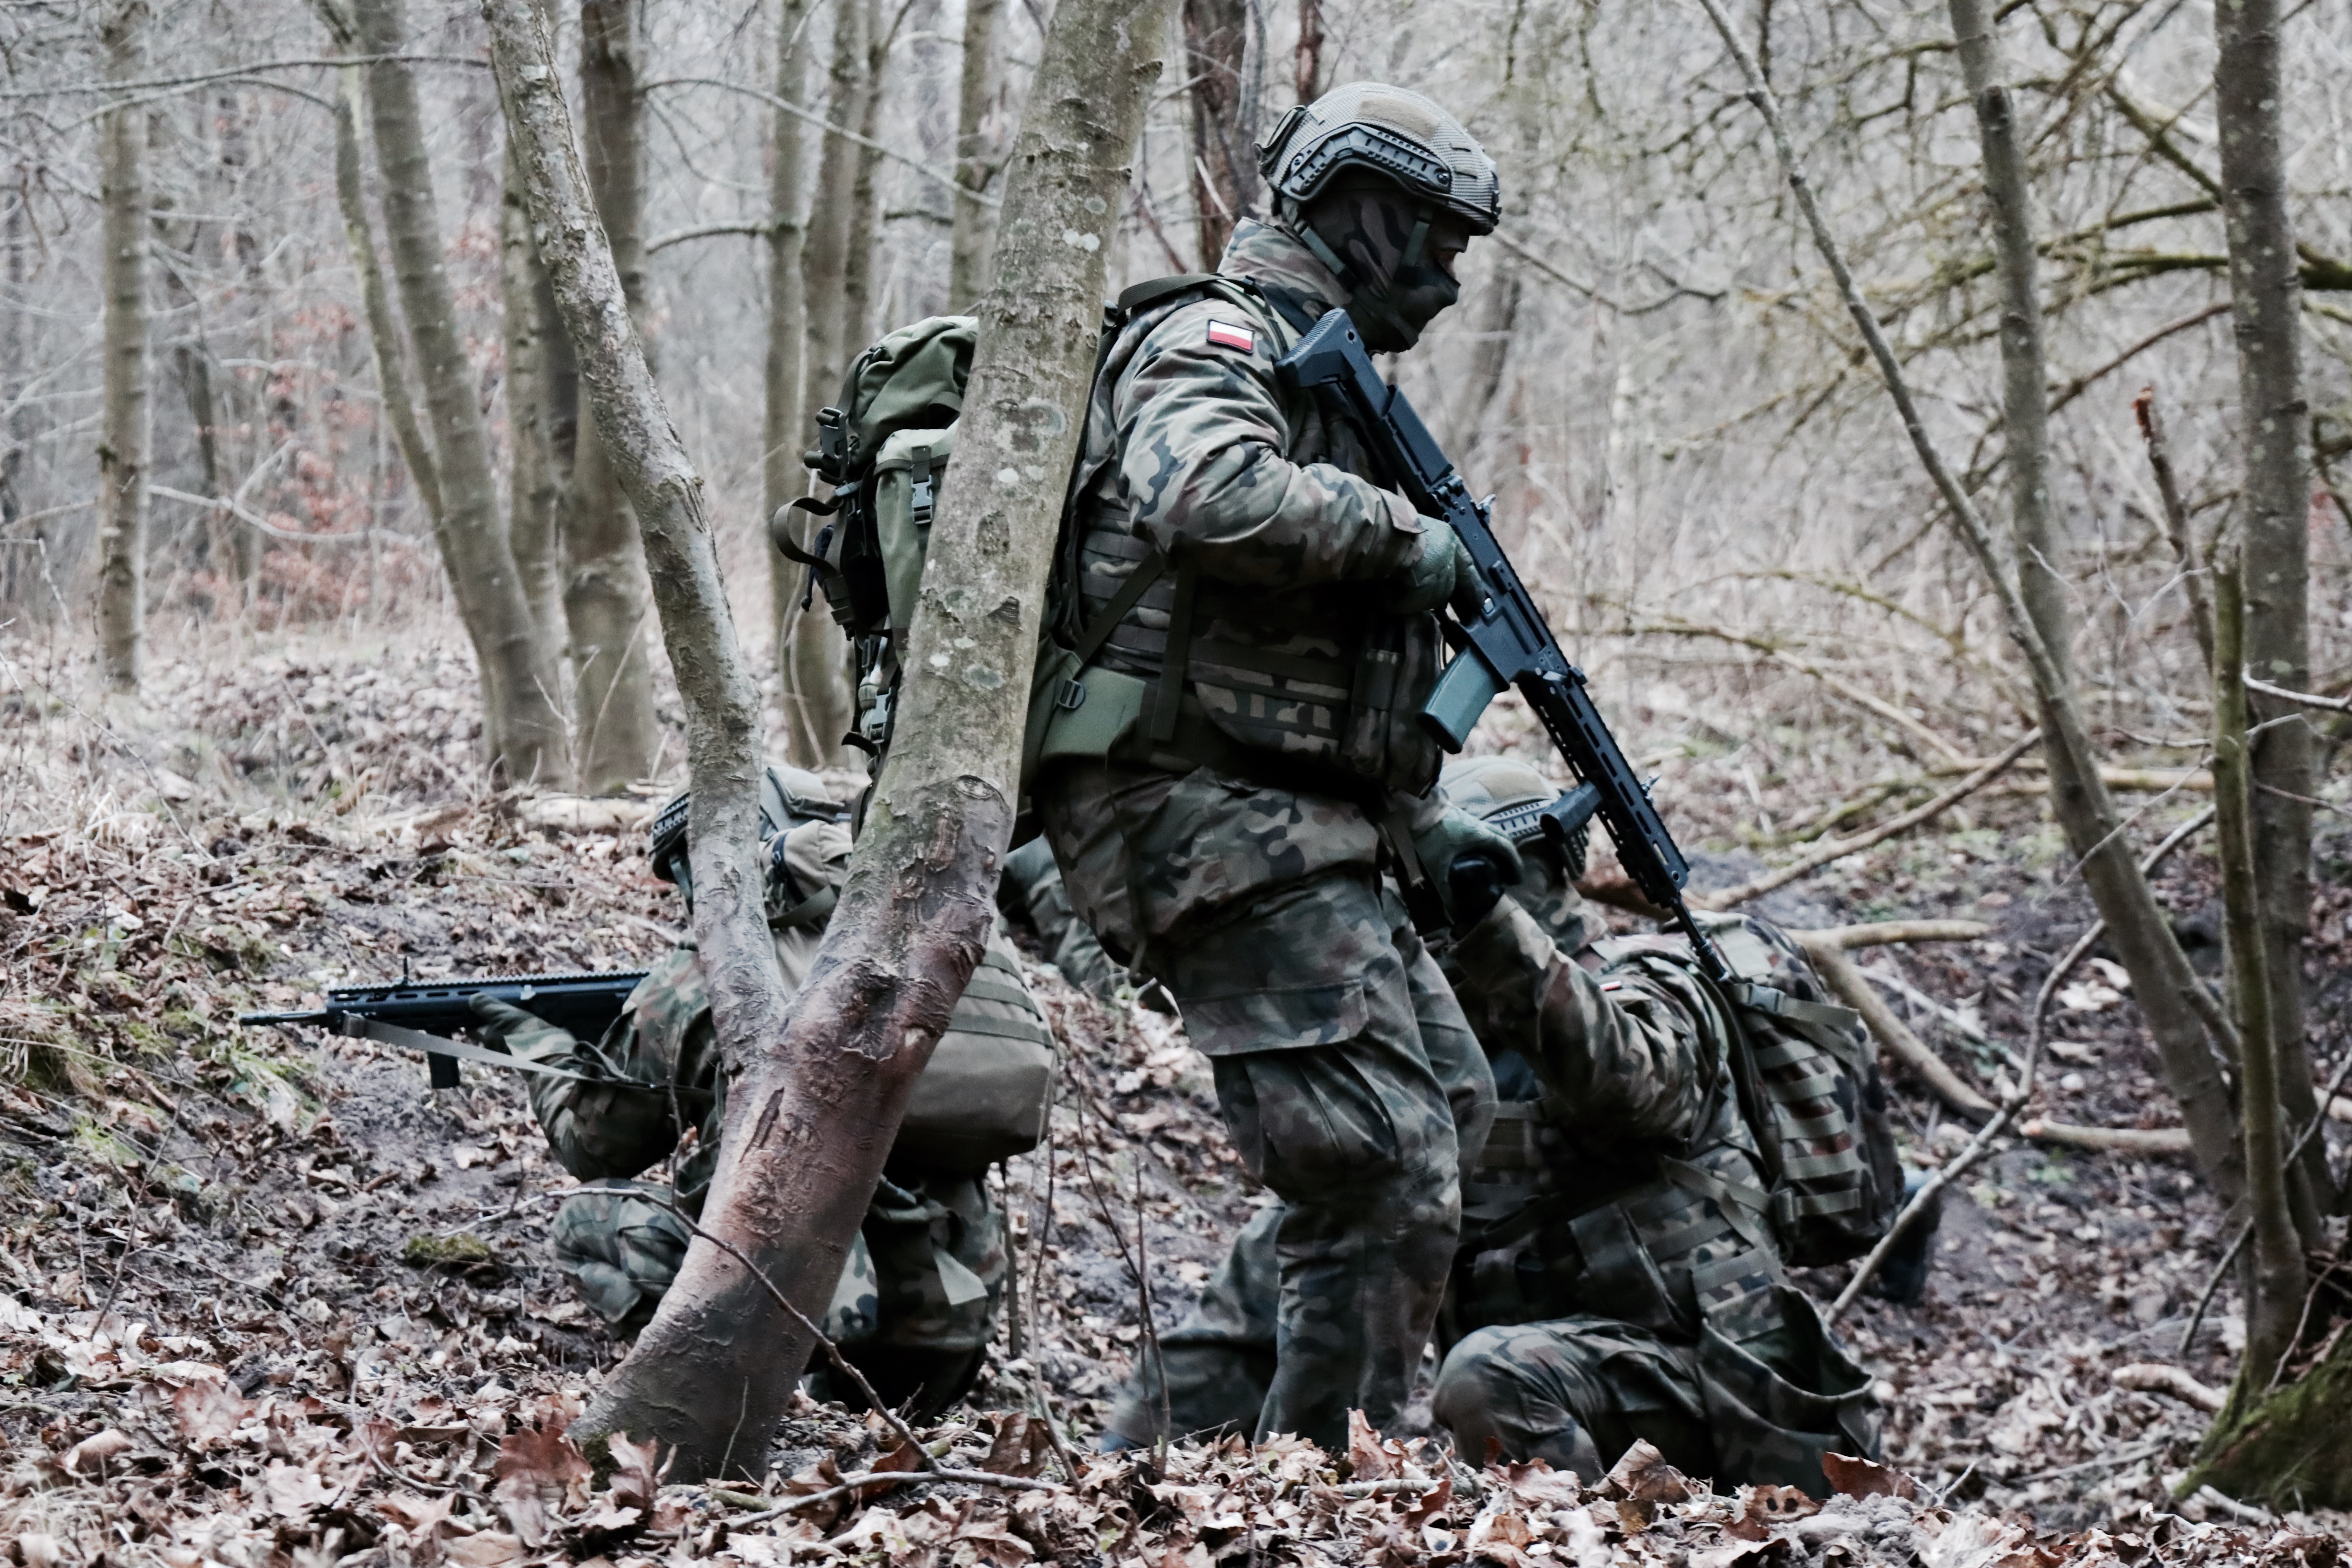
471, 765, 1057, 1420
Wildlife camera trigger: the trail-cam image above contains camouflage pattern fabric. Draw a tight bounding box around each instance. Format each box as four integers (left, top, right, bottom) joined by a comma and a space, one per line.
999, 835, 1127, 1000
504, 923, 1032, 1407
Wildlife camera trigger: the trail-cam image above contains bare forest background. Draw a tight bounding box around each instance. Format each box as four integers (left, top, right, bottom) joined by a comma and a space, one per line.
8, 0, 2352, 1551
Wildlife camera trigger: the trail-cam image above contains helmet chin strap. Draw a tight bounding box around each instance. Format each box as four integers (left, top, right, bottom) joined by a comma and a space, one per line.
1284, 200, 1365, 294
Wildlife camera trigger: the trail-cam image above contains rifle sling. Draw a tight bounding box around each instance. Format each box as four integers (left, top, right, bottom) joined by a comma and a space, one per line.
348, 1018, 714, 1111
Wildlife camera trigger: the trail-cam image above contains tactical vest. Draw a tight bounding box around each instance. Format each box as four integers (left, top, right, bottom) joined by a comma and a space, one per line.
1056, 274, 1443, 799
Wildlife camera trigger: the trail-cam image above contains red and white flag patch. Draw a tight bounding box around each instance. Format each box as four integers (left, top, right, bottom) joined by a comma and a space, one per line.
1205, 319, 1257, 353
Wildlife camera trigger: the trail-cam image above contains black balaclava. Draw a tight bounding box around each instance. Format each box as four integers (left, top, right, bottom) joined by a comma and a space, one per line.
1291, 174, 1466, 353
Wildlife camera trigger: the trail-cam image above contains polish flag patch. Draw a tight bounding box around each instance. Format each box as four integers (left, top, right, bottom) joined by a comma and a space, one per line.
1205, 319, 1257, 353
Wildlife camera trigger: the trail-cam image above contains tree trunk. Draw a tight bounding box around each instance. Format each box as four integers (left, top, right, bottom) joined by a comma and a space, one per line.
1294, 0, 1324, 104
782, 0, 869, 768
494, 0, 1172, 1475
2211, 559, 2304, 1391
96, 2, 151, 693
947, 0, 1003, 308
1943, 0, 2246, 1206
1183, 0, 1249, 264
354, 0, 566, 783
323, 36, 445, 532
2214, 0, 2323, 1212
842, 0, 888, 352
566, 0, 663, 794
503, 136, 566, 658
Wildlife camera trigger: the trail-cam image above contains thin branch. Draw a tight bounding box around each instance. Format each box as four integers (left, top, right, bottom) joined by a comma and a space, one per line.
1694, 730, 2039, 910
0, 53, 490, 100
647, 220, 778, 254
1804, 939, 1996, 1120
642, 76, 998, 208
2245, 673, 2352, 714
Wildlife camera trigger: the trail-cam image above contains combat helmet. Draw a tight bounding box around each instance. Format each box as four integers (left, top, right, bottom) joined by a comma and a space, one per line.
1256, 82, 1500, 237
1441, 755, 1593, 946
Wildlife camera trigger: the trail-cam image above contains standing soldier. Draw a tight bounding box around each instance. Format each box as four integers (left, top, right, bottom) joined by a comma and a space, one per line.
1035, 83, 1518, 1448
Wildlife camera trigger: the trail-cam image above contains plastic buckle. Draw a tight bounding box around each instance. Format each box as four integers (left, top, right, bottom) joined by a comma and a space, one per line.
1056, 678, 1087, 711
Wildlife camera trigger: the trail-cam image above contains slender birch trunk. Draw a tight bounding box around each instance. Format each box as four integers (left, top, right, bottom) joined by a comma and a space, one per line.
493, 0, 1172, 1473
96, 2, 151, 692
503, 137, 565, 657
566, 0, 662, 794
2214, 0, 2323, 1210
946, 0, 1002, 308
353, 0, 566, 783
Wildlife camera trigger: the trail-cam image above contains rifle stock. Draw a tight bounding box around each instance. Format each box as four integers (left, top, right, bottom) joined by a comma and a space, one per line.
1278, 309, 1726, 980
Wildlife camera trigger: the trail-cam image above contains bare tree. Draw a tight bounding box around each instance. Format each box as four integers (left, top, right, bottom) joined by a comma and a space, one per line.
841, 0, 888, 351
350, 0, 566, 783
502, 136, 565, 658
565, 0, 663, 794
493, 0, 1175, 1472
946, 0, 1002, 307
95, 0, 151, 691
1183, 0, 1249, 264
2214, 0, 2323, 1208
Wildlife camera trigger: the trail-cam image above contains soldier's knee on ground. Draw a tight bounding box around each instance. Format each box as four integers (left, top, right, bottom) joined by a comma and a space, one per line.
550, 1183, 693, 1338
863, 1171, 1007, 1352
1432, 1326, 1607, 1477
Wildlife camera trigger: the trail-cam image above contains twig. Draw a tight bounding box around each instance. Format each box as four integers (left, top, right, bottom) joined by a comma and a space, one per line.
2178, 1044, 2352, 1355
2244, 673, 2352, 714
732, 1464, 1062, 1523
2017, 1121, 2191, 1154
1694, 731, 2038, 910
642, 1194, 934, 1471
1797, 921, 1991, 950
2134, 388, 2217, 677
1069, 1061, 1168, 1461
1803, 939, 1996, 1119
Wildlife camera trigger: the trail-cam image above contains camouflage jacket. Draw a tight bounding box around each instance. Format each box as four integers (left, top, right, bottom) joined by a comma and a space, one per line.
1443, 891, 1791, 1352
1066, 218, 1444, 794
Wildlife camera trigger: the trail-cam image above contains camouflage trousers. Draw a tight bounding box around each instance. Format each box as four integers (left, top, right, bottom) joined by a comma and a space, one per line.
1001, 836, 1128, 1001
1433, 1287, 1880, 1493
551, 1170, 1008, 1417
1042, 761, 1494, 1449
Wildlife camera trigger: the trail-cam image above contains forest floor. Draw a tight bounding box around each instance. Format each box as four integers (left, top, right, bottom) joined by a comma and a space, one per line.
2, 628, 2349, 1567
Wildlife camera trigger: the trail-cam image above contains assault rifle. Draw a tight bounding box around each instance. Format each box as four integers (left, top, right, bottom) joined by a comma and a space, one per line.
1277, 310, 1726, 981
240, 967, 705, 1105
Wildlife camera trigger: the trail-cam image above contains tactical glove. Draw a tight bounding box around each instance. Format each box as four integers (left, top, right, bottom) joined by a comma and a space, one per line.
1384, 524, 1465, 614
468, 993, 570, 1060
1411, 805, 1524, 931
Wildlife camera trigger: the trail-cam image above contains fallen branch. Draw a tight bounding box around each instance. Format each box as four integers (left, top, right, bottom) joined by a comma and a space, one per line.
735, 1464, 1063, 1523
1694, 730, 2039, 911
2019, 1121, 2192, 1155
1795, 920, 1991, 950
1636, 617, 1973, 766
2113, 1362, 2225, 1412
1802, 941, 1996, 1120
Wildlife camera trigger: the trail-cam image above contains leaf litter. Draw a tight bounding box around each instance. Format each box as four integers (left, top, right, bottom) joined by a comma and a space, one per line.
2, 633, 2349, 1562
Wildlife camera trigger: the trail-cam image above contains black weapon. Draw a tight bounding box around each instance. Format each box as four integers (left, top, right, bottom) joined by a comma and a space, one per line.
240, 967, 678, 1096
1277, 309, 1725, 980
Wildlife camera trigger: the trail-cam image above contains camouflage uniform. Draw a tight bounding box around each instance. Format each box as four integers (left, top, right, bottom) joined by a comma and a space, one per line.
494, 814, 1050, 1420
999, 836, 1127, 1001
1110, 761, 1880, 1492
1038, 208, 1498, 1450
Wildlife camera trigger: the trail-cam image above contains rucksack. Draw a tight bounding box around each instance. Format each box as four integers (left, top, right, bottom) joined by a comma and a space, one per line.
1695, 913, 1904, 1268
773, 275, 1284, 802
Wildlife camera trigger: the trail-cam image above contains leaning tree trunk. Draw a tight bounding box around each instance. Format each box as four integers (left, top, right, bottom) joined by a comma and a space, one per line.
1940, 0, 2246, 1202
2214, 0, 2324, 1211
565, 0, 663, 794
96, 1, 151, 693
354, 0, 566, 783
493, 0, 1173, 1476
946, 0, 1002, 308
502, 136, 566, 658
779, 0, 868, 768
1183, 0, 1249, 265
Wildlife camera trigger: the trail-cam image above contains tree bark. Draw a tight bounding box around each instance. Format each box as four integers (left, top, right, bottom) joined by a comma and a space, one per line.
765, 0, 837, 763
502, 135, 566, 657
2213, 0, 2322, 1211
96, 1, 151, 692
1293, 0, 1324, 104
2212, 559, 2303, 1389
494, 0, 1171, 1475
1694, 0, 2247, 1204
354, 0, 566, 783
842, 0, 888, 352
947, 0, 1003, 308
782, 0, 869, 768
1183, 0, 1250, 265
566, 0, 663, 794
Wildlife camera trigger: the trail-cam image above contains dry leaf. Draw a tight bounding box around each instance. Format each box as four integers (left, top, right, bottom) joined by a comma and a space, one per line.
1345, 1408, 1393, 1482
172, 1380, 249, 1448
979, 1413, 1053, 1479
1822, 1451, 1921, 1501
491, 1420, 590, 1544
1603, 1439, 1693, 1504
263, 1460, 338, 1520
603, 1431, 670, 1511
1738, 1484, 1822, 1526
444, 1534, 524, 1568
60, 1428, 132, 1476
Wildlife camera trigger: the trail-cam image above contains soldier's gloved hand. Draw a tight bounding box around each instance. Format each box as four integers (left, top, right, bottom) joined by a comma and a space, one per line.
468, 994, 548, 1056
1384, 524, 1465, 614
1412, 806, 1523, 931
